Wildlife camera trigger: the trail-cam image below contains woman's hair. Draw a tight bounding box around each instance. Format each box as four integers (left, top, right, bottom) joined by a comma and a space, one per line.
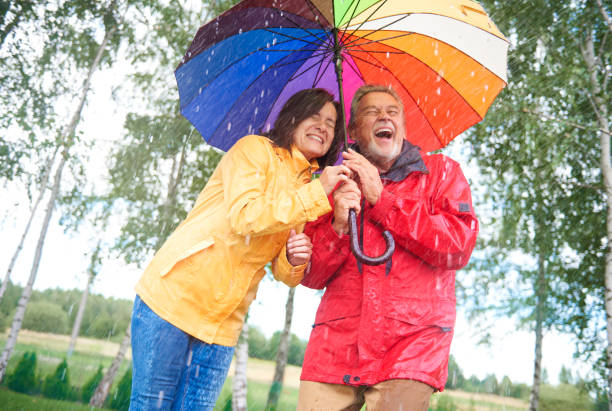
264, 88, 344, 168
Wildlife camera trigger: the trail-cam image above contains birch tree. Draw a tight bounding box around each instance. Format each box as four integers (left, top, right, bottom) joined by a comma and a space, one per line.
232, 320, 249, 411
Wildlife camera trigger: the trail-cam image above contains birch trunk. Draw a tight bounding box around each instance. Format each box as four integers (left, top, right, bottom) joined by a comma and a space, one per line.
67, 267, 94, 357
0, 23, 115, 382
580, 30, 612, 410
232, 320, 249, 411
265, 287, 295, 411
0, 148, 58, 302
89, 324, 131, 408
529, 254, 545, 411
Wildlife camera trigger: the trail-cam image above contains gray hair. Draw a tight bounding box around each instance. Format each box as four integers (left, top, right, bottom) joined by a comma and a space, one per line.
348, 85, 404, 128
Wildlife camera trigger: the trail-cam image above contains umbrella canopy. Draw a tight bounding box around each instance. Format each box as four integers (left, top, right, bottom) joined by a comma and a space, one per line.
175, 0, 508, 153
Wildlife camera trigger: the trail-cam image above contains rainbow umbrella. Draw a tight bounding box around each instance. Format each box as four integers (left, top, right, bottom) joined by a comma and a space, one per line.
175, 0, 508, 153
175, 0, 508, 264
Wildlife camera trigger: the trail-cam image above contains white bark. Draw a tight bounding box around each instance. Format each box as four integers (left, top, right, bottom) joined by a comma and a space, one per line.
529, 254, 545, 411
67, 267, 94, 357
581, 29, 612, 411
0, 148, 58, 302
0, 22, 116, 382
266, 287, 295, 410
89, 324, 131, 408
232, 320, 249, 411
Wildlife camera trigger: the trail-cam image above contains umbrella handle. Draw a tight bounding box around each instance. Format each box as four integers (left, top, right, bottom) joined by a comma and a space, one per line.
348, 209, 395, 265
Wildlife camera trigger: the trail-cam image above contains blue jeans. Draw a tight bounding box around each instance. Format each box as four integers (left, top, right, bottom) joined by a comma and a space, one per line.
129, 295, 234, 410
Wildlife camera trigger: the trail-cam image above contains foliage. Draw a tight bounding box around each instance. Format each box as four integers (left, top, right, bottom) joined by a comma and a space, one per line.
81, 364, 103, 403
248, 327, 307, 367
22, 301, 69, 334
462, 0, 610, 392
42, 358, 71, 400
6, 351, 39, 394
107, 367, 132, 411
0, 387, 103, 411
538, 383, 595, 411
430, 394, 457, 411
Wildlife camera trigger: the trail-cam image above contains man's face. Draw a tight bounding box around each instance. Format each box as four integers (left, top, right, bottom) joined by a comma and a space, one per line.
349, 92, 404, 168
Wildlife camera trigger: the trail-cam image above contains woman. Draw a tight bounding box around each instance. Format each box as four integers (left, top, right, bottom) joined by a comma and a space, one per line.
129, 88, 348, 410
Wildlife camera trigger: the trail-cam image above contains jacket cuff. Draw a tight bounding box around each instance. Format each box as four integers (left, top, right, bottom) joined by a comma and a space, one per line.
296, 179, 332, 221
272, 247, 306, 287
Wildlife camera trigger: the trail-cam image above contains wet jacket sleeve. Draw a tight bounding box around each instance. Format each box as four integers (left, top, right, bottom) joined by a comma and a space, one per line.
300, 214, 351, 289
221, 136, 331, 237
271, 223, 307, 287
369, 157, 478, 269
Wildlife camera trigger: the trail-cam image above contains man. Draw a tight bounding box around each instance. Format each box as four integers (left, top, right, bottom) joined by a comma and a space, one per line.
297, 85, 479, 410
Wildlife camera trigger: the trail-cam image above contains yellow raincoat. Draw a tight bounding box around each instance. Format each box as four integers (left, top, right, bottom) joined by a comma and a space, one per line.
135, 134, 332, 346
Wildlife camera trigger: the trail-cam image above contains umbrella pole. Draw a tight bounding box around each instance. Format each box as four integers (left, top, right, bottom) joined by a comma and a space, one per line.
332, 29, 395, 267
332, 28, 349, 152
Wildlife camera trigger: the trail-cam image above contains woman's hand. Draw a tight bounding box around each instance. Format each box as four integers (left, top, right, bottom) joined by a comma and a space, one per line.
318, 164, 352, 195
286, 229, 313, 266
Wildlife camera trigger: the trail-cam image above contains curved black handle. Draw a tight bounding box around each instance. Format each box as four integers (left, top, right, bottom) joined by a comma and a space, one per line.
348, 209, 395, 265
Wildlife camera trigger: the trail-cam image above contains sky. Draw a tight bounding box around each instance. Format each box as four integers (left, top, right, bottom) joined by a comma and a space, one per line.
0, 41, 594, 389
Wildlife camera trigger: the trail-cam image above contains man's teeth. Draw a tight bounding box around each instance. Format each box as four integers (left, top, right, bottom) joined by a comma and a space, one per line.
375, 128, 393, 138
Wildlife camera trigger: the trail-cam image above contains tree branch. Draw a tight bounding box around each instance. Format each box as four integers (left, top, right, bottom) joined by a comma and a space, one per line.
522, 108, 612, 136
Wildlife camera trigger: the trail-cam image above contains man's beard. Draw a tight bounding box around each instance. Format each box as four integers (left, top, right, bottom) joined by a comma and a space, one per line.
362, 138, 402, 168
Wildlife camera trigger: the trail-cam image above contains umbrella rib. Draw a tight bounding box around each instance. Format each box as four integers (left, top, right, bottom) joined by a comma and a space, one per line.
336, 0, 382, 35
339, 0, 390, 44
261, 27, 328, 49
342, 14, 411, 49
311, 53, 336, 86
304, 0, 332, 31
344, 32, 413, 49
273, 13, 331, 43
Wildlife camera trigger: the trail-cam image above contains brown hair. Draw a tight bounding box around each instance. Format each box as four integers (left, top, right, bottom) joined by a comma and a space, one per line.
264, 88, 344, 168
348, 85, 404, 128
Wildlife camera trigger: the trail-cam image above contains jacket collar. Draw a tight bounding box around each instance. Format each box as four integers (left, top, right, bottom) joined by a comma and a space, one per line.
351, 140, 428, 182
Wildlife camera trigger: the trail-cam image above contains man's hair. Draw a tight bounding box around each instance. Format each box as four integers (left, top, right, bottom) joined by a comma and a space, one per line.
264, 88, 344, 168
348, 85, 404, 128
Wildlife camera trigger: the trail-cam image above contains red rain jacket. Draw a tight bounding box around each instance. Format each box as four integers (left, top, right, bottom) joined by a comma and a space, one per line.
300, 142, 478, 391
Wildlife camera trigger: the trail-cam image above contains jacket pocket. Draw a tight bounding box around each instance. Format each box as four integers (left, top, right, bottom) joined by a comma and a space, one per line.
312, 293, 361, 325
159, 238, 215, 277
384, 296, 456, 329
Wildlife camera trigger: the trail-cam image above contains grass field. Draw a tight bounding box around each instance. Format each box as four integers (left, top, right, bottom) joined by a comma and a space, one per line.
0, 329, 533, 410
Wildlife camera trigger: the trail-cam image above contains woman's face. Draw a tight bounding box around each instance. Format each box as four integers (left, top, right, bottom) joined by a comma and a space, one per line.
292, 101, 337, 161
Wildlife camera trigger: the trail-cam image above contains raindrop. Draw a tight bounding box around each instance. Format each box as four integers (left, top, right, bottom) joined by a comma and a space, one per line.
433, 108, 437, 116
188, 51, 192, 57
436, 87, 441, 95
187, 349, 193, 366
157, 391, 165, 408
435, 235, 439, 248
273, 38, 277, 46
211, 50, 215, 56
470, 71, 475, 77
245, 235, 251, 245
254, 107, 259, 115
267, 42, 270, 48
194, 105, 200, 113
484, 84, 489, 91
227, 122, 232, 131
265, 20, 269, 26
471, 220, 476, 230
434, 48, 438, 56
261, 90, 265, 98
446, 110, 450, 117
386, 51, 389, 58
239, 28, 243, 34
436, 75, 441, 83
482, 96, 486, 103
195, 365, 200, 377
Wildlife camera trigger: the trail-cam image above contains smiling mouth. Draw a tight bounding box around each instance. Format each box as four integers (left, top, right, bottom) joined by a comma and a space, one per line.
307, 134, 324, 144
374, 128, 393, 139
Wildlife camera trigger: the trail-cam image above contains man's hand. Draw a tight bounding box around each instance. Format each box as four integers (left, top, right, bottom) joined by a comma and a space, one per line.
286, 229, 313, 266
342, 149, 383, 205
332, 179, 361, 235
